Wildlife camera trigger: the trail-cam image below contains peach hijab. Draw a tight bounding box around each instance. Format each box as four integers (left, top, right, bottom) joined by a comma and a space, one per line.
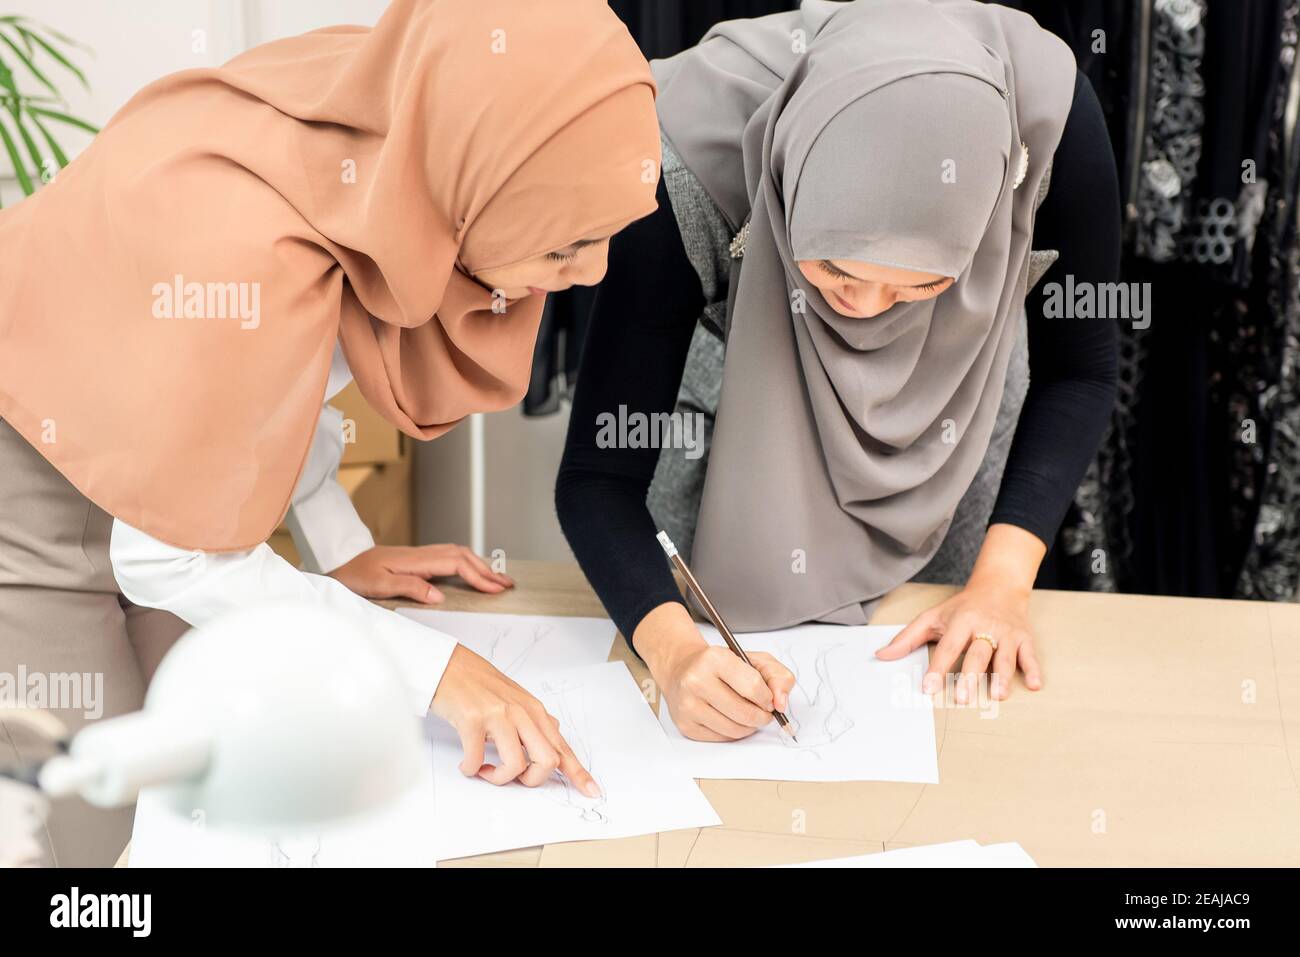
0, 0, 659, 550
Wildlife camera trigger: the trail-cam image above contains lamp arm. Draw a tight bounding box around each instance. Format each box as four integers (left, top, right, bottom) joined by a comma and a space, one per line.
38, 711, 212, 808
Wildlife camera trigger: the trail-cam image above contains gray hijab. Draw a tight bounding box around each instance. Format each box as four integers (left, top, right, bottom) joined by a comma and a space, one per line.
653, 0, 1076, 631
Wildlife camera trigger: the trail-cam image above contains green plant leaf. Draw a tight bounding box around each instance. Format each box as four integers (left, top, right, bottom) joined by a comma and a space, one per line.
9, 107, 45, 180
0, 20, 32, 55
0, 110, 34, 194
28, 111, 67, 168
0, 30, 58, 98
14, 17, 93, 54
0, 91, 58, 104
0, 51, 20, 100
18, 26, 88, 89
28, 105, 97, 134
0, 17, 93, 200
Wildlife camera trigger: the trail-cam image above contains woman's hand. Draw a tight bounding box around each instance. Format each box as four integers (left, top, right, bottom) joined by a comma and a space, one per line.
328, 544, 514, 603
876, 524, 1046, 702
635, 602, 795, 741
430, 644, 600, 796
876, 577, 1041, 702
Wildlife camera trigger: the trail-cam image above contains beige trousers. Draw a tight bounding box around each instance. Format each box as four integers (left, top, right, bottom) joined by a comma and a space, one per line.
0, 418, 189, 866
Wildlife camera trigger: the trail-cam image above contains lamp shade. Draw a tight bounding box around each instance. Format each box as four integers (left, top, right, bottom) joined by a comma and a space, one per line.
41, 602, 426, 834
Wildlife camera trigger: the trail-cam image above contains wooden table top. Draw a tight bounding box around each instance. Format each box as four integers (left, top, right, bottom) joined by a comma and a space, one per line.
394, 559, 1300, 868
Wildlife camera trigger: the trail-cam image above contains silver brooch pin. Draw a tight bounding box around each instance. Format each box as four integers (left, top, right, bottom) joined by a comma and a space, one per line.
729, 220, 751, 259
1012, 141, 1030, 190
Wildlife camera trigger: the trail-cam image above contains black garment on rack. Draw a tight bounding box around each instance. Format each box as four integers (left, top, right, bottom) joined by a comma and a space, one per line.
523, 1, 801, 416
985, 1, 1135, 196
608, 0, 802, 59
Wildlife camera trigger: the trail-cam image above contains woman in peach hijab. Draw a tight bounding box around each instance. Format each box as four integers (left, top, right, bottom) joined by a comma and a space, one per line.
0, 0, 659, 864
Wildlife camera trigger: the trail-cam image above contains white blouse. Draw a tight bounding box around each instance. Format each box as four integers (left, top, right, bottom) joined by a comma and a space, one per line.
108, 343, 455, 714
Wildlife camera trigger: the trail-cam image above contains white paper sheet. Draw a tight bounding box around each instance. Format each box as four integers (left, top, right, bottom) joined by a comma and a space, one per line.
431, 661, 720, 861
130, 751, 438, 867
775, 840, 1037, 868
397, 608, 615, 678
976, 842, 1040, 867
657, 623, 939, 783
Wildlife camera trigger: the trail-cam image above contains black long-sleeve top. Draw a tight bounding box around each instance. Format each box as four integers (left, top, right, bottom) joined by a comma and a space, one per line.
556, 71, 1121, 644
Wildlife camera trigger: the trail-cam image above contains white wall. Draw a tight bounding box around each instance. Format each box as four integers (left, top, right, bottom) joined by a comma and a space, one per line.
249, 0, 389, 41
2, 0, 576, 561
416, 406, 576, 564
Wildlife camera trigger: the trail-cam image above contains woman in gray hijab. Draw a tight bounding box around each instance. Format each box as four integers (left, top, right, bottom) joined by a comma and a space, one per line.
557, 0, 1121, 741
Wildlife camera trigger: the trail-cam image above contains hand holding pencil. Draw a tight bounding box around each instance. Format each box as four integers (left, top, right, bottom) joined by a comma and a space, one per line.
651, 531, 798, 741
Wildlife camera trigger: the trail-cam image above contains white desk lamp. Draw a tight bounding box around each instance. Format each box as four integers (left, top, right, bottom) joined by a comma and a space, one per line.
37, 602, 426, 835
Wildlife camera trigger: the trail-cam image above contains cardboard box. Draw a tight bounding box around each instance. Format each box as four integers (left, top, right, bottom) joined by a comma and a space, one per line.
330, 382, 405, 466
345, 457, 413, 547
267, 456, 413, 568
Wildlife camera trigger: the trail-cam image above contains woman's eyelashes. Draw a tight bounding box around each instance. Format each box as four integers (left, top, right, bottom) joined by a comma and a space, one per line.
818, 259, 853, 280
546, 249, 579, 263
816, 260, 950, 297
